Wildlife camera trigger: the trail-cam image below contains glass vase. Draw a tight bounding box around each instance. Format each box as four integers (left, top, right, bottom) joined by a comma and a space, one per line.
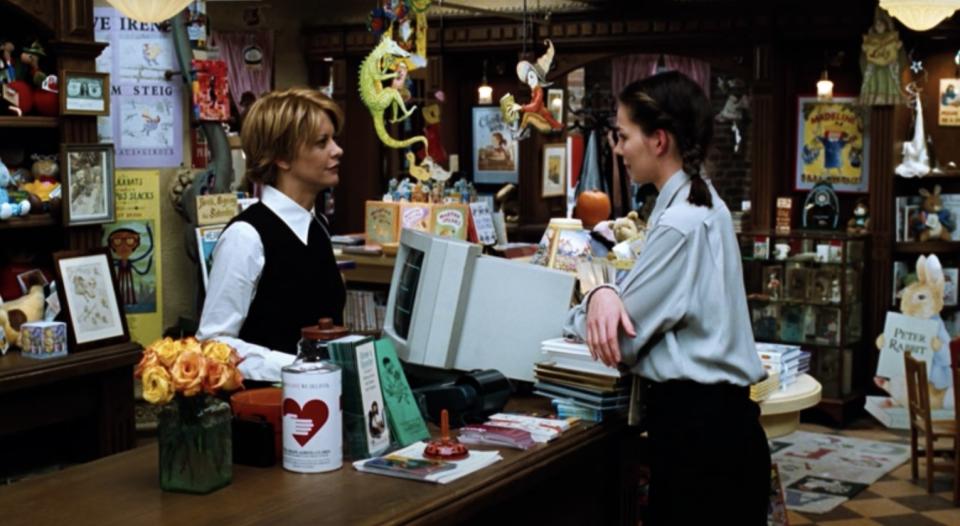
157, 395, 233, 494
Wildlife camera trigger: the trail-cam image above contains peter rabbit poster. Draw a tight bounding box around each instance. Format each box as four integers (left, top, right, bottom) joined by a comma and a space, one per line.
795, 97, 870, 193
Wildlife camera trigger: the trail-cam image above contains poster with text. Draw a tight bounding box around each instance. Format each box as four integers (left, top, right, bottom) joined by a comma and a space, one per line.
95, 7, 183, 168
102, 170, 162, 345
795, 97, 869, 193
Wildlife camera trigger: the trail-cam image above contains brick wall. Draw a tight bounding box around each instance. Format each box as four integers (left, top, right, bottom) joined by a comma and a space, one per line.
708, 73, 752, 212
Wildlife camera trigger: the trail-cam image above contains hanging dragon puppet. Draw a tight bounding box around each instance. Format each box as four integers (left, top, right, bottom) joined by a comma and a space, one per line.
359, 35, 435, 180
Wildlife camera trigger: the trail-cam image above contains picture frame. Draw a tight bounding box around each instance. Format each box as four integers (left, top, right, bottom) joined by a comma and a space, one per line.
795, 97, 870, 193
60, 70, 110, 116
196, 224, 226, 290
542, 143, 567, 198
547, 88, 564, 124
61, 143, 116, 226
52, 248, 129, 351
472, 106, 519, 184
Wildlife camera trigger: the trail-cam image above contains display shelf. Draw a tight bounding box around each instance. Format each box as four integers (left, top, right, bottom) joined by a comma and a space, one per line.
894, 241, 960, 254
0, 116, 59, 128
895, 169, 960, 182
0, 213, 57, 230
742, 229, 869, 241
748, 296, 852, 308
742, 257, 862, 267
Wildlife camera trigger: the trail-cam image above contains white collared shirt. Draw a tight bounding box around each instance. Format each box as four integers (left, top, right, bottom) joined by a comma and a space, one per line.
565, 170, 765, 386
196, 185, 324, 382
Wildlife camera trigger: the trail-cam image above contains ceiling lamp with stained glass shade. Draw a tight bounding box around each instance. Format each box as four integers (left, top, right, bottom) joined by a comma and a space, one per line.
879, 0, 960, 31
106, 0, 194, 23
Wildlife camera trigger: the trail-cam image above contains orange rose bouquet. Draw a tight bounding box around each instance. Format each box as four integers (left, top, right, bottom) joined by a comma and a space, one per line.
135, 337, 243, 494
135, 337, 244, 404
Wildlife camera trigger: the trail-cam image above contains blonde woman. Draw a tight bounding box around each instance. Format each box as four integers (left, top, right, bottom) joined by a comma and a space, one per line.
197, 88, 345, 382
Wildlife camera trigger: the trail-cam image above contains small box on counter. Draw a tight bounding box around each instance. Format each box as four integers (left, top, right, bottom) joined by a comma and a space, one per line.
20, 321, 68, 359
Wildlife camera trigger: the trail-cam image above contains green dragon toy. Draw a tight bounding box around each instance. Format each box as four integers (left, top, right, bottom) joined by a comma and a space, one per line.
359, 36, 429, 153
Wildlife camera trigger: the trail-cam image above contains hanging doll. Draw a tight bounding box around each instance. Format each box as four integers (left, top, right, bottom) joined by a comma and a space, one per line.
502, 40, 563, 140
895, 81, 930, 178
860, 8, 905, 106
18, 40, 47, 88
0, 41, 15, 84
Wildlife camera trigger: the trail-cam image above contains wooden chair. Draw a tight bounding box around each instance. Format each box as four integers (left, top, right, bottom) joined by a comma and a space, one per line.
949, 338, 960, 504
904, 350, 957, 498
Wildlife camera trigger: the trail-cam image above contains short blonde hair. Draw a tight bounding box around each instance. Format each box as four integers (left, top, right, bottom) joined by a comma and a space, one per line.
241, 88, 344, 187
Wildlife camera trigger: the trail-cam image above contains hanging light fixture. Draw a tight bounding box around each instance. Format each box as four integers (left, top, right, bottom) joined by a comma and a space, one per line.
478, 59, 493, 104
817, 70, 834, 101
107, 0, 194, 23
879, 0, 960, 31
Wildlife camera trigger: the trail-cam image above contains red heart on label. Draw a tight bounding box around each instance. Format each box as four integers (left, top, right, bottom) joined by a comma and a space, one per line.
282, 398, 329, 447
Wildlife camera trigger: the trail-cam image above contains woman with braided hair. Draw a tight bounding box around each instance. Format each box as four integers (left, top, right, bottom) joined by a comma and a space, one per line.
564, 71, 769, 524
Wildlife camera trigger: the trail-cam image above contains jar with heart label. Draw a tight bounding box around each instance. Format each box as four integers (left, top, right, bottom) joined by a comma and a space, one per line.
281, 360, 342, 473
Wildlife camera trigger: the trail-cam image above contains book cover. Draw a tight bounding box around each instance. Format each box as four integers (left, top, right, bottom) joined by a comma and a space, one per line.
374, 339, 430, 447
941, 193, 960, 241
191, 59, 230, 121
328, 335, 379, 459
365, 201, 400, 244
399, 203, 433, 232
431, 203, 469, 240
355, 340, 391, 456
875, 311, 938, 381
944, 267, 958, 307
361, 455, 456, 482
865, 395, 955, 429
468, 201, 498, 246
753, 236, 770, 259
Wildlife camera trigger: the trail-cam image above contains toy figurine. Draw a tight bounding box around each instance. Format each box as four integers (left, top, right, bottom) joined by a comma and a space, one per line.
19, 40, 46, 88
411, 181, 428, 203
501, 40, 563, 140
860, 8, 904, 106
846, 198, 871, 235
766, 271, 781, 300
0, 41, 15, 84
385, 176, 399, 201
397, 178, 412, 202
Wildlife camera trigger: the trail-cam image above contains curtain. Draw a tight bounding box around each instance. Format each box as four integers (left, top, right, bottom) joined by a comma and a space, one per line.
210, 30, 274, 109
611, 54, 711, 98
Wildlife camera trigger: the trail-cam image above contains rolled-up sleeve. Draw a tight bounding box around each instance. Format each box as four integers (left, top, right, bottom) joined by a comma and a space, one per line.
564, 225, 692, 365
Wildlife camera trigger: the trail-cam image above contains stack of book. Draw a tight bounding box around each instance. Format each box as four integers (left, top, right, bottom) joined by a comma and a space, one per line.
798, 350, 812, 375
749, 371, 780, 402
756, 343, 804, 391
534, 338, 630, 422
344, 289, 386, 334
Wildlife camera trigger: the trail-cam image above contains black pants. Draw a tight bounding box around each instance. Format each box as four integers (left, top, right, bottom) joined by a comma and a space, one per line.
645, 380, 771, 525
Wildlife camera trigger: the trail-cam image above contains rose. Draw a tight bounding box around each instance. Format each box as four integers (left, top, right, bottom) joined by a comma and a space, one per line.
202, 340, 236, 365
170, 350, 208, 397
204, 361, 232, 394
180, 337, 203, 355
141, 365, 175, 404
222, 364, 244, 391
134, 349, 159, 378
152, 337, 181, 368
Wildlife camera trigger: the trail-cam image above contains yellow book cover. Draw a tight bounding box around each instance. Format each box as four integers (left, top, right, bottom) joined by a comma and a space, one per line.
102, 170, 162, 346
431, 203, 468, 240
365, 201, 400, 244
399, 203, 433, 233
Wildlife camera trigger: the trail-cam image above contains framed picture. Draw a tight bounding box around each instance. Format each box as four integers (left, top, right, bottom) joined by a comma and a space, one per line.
795, 97, 870, 193
62, 143, 116, 226
542, 143, 567, 198
472, 106, 519, 184
547, 88, 564, 124
196, 224, 226, 290
60, 70, 110, 116
53, 248, 129, 351
939, 78, 960, 126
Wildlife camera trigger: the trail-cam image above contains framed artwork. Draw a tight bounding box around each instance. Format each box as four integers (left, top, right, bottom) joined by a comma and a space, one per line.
939, 78, 960, 126
472, 106, 519, 184
542, 143, 567, 198
61, 143, 116, 226
196, 224, 226, 290
795, 97, 870, 193
53, 248, 129, 350
547, 88, 564, 124
60, 70, 110, 116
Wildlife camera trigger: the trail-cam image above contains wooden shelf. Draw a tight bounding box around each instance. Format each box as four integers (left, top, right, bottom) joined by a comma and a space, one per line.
896, 169, 960, 182
0, 214, 57, 230
0, 116, 59, 129
741, 230, 868, 241
894, 241, 960, 254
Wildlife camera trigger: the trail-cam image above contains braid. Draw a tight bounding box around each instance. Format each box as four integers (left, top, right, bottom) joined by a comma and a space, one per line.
682, 145, 713, 208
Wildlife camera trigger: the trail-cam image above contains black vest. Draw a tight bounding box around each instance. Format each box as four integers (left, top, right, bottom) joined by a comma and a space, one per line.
232, 202, 345, 354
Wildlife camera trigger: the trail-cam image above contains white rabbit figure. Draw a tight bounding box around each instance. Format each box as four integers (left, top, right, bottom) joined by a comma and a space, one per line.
875, 254, 953, 409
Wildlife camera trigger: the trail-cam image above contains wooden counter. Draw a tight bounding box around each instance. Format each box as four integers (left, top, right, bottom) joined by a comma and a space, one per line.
0, 398, 641, 525
336, 252, 397, 285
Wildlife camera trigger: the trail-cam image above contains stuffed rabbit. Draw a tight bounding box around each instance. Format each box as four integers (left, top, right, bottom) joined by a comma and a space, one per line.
917, 186, 955, 242
875, 254, 954, 409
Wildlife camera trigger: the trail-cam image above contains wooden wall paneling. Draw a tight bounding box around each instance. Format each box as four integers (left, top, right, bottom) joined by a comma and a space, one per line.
749, 44, 776, 231
57, 0, 94, 41
4, 0, 56, 33
867, 105, 896, 385
336, 57, 382, 234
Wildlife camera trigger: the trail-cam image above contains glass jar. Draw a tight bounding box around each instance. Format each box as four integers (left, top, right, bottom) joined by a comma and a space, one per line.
157, 396, 232, 494
297, 318, 349, 362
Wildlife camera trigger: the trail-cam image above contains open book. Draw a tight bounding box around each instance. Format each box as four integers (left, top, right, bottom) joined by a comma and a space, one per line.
353, 441, 502, 484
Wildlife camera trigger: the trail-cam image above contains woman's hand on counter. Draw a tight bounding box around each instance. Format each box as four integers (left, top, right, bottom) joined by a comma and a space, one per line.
586, 287, 636, 368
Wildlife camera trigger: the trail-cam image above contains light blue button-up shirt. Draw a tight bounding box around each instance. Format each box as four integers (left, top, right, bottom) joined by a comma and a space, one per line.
564, 170, 765, 386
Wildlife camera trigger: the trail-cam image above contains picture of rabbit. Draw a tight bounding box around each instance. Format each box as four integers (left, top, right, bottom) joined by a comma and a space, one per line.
875, 254, 954, 409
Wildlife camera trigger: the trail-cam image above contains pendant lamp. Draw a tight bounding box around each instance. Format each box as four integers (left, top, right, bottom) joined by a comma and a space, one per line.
107, 0, 193, 23
879, 0, 960, 31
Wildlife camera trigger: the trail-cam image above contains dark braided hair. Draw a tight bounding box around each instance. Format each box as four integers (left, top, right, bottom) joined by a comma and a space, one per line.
618, 71, 713, 208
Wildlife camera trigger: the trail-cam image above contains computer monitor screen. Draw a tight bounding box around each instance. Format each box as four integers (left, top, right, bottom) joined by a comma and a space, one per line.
384, 229, 575, 381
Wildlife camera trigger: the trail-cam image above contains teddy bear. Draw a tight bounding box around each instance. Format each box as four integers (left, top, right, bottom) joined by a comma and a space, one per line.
912, 185, 955, 242
0, 159, 30, 219
20, 153, 60, 213
875, 254, 954, 410
0, 282, 45, 349
846, 198, 870, 235
605, 210, 647, 261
